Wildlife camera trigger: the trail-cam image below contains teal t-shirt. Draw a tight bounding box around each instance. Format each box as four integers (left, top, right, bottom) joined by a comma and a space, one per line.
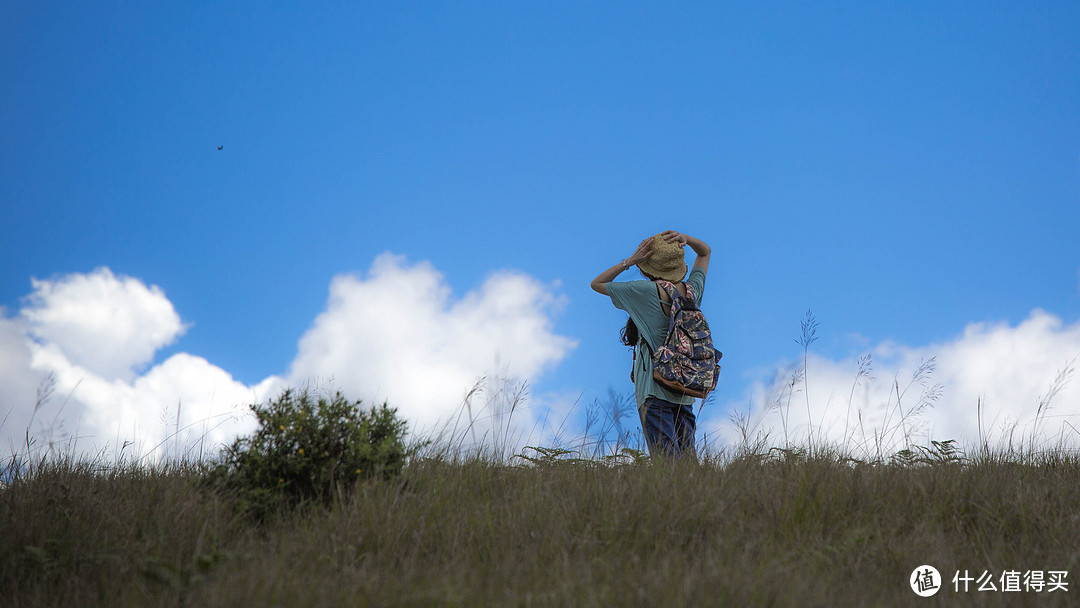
607, 267, 707, 408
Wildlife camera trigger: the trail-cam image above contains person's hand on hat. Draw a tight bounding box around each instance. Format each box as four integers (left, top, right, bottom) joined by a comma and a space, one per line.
627, 238, 655, 266
661, 230, 689, 248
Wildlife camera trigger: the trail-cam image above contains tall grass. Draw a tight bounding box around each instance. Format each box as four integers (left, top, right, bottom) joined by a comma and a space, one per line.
4, 442, 1080, 606
3, 319, 1080, 606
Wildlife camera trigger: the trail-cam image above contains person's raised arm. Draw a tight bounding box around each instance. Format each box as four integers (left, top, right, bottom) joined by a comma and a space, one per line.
661, 230, 710, 273
590, 238, 654, 296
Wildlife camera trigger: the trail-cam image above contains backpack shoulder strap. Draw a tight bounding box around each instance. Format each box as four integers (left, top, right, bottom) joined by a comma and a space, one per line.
655, 280, 688, 316
655, 280, 679, 305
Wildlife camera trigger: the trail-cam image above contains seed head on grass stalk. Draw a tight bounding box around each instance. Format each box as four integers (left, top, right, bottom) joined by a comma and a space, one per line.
413, 374, 538, 464
796, 308, 819, 451
1029, 356, 1077, 455
878, 358, 941, 453
844, 354, 874, 447
778, 364, 803, 449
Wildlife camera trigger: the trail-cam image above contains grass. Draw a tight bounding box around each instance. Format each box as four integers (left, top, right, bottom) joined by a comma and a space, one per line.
3, 441, 1080, 606
4, 315, 1079, 606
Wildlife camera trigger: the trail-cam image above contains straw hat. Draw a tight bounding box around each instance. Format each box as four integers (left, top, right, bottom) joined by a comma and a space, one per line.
636, 234, 687, 282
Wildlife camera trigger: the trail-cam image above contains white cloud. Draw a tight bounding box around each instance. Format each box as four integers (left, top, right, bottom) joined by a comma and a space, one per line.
27, 341, 283, 458
21, 268, 186, 381
287, 253, 578, 436
2, 269, 283, 460
707, 310, 1080, 456
7, 261, 1077, 463
0, 313, 42, 448
1, 256, 577, 460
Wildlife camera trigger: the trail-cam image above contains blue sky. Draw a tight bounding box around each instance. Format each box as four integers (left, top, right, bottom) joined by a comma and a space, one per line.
3, 2, 1079, 457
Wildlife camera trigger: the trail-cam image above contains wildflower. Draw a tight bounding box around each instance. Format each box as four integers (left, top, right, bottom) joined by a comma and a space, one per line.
298, 447, 305, 455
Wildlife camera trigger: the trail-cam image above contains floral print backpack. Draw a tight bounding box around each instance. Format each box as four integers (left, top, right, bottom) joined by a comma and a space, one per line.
650, 280, 722, 399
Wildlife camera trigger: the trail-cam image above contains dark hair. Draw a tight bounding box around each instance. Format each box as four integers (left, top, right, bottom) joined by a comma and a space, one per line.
620, 316, 639, 347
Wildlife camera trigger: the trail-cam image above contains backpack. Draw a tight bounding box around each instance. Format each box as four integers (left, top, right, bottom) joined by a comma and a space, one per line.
646, 280, 722, 399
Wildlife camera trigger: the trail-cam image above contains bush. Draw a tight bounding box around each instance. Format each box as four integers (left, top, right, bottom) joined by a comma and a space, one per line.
214, 388, 408, 517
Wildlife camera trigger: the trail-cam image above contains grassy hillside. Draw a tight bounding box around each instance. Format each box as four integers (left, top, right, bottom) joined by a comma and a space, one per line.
3, 445, 1078, 607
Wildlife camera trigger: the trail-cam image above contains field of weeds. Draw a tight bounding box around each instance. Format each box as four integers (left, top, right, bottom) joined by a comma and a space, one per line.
4, 313, 1077, 606
3, 444, 1079, 607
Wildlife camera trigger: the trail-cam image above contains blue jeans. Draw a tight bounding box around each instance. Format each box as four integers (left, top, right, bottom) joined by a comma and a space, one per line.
639, 397, 696, 459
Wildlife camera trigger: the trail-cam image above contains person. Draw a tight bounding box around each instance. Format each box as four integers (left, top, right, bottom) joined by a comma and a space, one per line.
590, 230, 711, 459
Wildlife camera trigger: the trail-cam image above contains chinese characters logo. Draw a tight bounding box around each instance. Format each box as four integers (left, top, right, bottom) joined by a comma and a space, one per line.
910, 565, 941, 597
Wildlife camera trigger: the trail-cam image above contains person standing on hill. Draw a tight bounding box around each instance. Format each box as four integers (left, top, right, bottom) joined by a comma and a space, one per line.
590, 230, 712, 459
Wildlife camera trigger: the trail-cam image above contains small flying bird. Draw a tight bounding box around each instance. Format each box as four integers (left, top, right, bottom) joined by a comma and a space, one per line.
217, 145, 223, 150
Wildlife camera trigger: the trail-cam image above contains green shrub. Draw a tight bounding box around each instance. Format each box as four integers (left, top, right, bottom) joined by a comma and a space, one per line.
214, 388, 407, 517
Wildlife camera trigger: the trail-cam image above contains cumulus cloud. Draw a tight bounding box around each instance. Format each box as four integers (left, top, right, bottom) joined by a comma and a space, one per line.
706, 310, 1080, 456
27, 342, 283, 458
0, 313, 40, 443
287, 253, 578, 437
21, 268, 187, 381
2, 269, 283, 459
6, 260, 1077, 462
1, 257, 577, 460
